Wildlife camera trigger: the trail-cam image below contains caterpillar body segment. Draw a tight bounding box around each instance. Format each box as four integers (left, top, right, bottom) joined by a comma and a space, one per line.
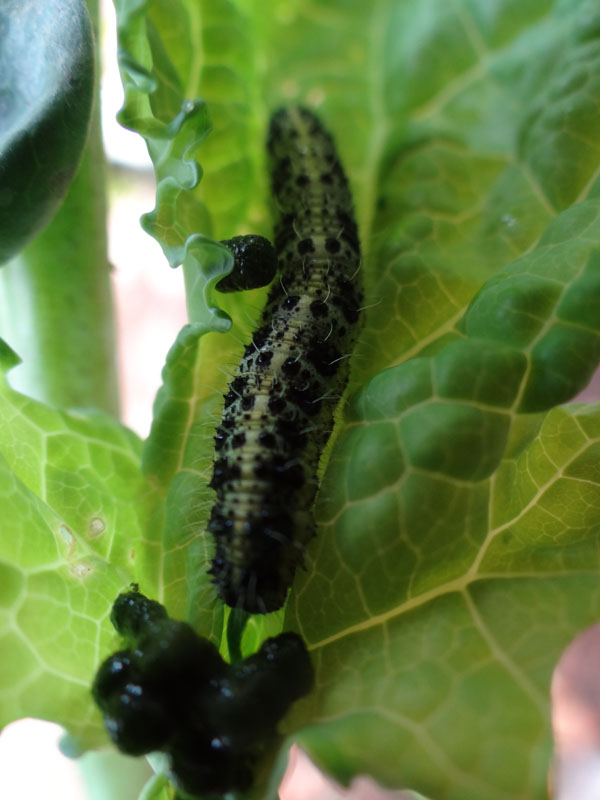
207, 107, 363, 613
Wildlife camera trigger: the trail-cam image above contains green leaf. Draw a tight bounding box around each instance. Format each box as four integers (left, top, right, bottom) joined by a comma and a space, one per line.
282, 207, 600, 798
114, 0, 258, 264
284, 408, 600, 800
0, 446, 127, 749
351, 0, 600, 388
111, 1, 600, 798
140, 320, 226, 638
0, 356, 147, 746
0, 0, 95, 264
0, 357, 144, 569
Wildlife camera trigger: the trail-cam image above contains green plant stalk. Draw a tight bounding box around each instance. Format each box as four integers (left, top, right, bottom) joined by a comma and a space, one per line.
76, 749, 154, 800
0, 0, 118, 415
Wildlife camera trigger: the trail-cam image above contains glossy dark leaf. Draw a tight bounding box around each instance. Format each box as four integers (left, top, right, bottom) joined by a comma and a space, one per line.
0, 0, 94, 263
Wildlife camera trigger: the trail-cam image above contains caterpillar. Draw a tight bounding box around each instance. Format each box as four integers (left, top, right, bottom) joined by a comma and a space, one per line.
207, 106, 363, 614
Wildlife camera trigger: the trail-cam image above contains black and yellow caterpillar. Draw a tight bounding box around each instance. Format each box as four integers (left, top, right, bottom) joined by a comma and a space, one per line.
208, 106, 363, 613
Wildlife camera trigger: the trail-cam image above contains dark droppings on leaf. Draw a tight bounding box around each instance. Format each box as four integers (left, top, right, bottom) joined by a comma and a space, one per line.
216, 235, 278, 293
92, 588, 314, 796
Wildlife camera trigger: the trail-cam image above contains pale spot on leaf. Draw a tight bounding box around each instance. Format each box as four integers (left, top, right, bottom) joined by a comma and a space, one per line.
88, 517, 106, 538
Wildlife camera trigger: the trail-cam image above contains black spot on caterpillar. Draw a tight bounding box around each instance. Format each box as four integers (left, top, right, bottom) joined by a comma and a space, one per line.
207, 106, 363, 614
92, 588, 313, 795
216, 235, 278, 293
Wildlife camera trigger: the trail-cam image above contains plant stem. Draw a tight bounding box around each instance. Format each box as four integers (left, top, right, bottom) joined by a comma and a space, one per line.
0, 0, 119, 416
